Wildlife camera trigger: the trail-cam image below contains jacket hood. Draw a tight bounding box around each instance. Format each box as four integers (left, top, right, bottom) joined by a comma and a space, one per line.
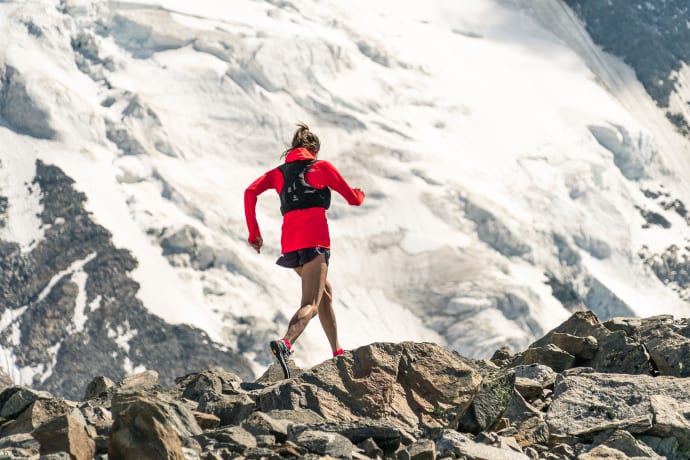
285, 147, 316, 163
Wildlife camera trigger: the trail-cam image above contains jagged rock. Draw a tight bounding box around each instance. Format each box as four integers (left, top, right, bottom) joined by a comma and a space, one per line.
578, 430, 659, 459
501, 390, 549, 447
243, 411, 290, 442
434, 429, 529, 460
639, 318, 690, 377
255, 361, 305, 384
192, 411, 220, 430
546, 369, 690, 448
0, 387, 54, 419
528, 311, 651, 375
294, 429, 357, 458
288, 421, 402, 453
263, 408, 326, 426
397, 438, 435, 460
260, 342, 481, 440
177, 371, 223, 401
358, 437, 383, 458
83, 376, 115, 401
109, 392, 192, 460
0, 432, 40, 456
516, 345, 575, 373
116, 370, 159, 393
603, 317, 642, 336
79, 401, 112, 436
550, 333, 598, 361
200, 425, 257, 450
197, 391, 255, 426
255, 434, 275, 447
491, 346, 513, 366
514, 378, 542, 401
638, 435, 682, 460
458, 369, 516, 434
32, 412, 96, 460
1, 398, 71, 437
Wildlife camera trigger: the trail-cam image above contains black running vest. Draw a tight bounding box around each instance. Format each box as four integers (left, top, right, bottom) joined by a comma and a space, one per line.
278, 160, 331, 215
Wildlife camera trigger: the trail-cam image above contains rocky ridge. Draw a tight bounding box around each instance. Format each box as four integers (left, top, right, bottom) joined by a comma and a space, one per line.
0, 160, 254, 399
1, 310, 690, 459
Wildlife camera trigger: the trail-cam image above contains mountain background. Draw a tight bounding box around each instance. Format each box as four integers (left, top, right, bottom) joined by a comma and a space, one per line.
2, 0, 690, 399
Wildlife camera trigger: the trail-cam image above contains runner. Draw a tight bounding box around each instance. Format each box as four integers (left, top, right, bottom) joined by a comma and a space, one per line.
244, 122, 365, 378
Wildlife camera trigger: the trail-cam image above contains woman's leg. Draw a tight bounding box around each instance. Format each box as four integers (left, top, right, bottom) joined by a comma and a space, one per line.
317, 280, 341, 354
284, 253, 328, 344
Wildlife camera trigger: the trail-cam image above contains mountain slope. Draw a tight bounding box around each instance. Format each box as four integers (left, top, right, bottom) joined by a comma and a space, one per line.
2, 0, 690, 397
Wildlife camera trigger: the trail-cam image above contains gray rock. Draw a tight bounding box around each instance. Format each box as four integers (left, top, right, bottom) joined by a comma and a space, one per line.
434, 430, 528, 460
0, 387, 53, 419
295, 429, 356, 458
109, 392, 192, 459
1, 398, 70, 437
639, 435, 682, 460
243, 411, 290, 442
501, 391, 549, 447
178, 371, 223, 401
517, 345, 575, 373
33, 413, 96, 460
116, 370, 159, 393
513, 365, 557, 389
458, 370, 516, 434
546, 372, 690, 447
550, 333, 598, 360
84, 376, 115, 401
201, 425, 257, 450
258, 342, 481, 440
197, 391, 254, 426
398, 439, 435, 460
578, 430, 660, 459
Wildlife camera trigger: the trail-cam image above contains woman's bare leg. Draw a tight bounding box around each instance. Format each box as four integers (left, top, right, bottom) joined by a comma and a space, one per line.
284, 253, 328, 344
317, 280, 341, 353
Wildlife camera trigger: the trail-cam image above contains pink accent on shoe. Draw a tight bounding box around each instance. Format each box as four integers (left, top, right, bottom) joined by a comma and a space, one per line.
333, 348, 344, 357
282, 337, 292, 351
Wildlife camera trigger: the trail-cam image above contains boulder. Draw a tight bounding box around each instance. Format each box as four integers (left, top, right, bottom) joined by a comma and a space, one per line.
397, 438, 436, 460
546, 370, 690, 448
260, 342, 481, 439
516, 344, 575, 373
116, 370, 159, 393
109, 392, 190, 460
458, 370, 516, 434
242, 411, 290, 442
550, 333, 598, 360
1, 398, 71, 437
501, 390, 549, 446
197, 391, 255, 426
0, 387, 54, 419
32, 412, 96, 460
578, 430, 659, 459
83, 376, 115, 401
293, 429, 357, 458
434, 429, 529, 460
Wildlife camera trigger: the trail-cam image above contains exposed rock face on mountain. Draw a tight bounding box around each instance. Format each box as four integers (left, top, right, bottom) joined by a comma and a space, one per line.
565, 0, 690, 135
0, 160, 253, 400
1, 310, 690, 459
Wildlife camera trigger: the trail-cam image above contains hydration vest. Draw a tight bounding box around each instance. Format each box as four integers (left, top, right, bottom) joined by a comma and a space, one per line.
278, 160, 331, 215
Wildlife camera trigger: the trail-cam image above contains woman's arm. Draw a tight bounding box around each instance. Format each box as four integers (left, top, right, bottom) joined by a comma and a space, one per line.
310, 161, 365, 205
244, 170, 276, 252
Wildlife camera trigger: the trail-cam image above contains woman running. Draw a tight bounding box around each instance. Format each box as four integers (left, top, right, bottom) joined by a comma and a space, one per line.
244, 123, 365, 378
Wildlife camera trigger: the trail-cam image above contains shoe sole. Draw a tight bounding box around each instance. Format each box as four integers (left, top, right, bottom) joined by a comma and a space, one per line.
270, 341, 291, 379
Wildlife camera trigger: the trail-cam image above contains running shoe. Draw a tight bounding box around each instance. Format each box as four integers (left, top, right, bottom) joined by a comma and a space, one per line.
270, 340, 292, 379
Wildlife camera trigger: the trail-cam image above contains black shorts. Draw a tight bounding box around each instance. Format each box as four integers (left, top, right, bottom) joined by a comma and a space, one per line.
276, 246, 330, 268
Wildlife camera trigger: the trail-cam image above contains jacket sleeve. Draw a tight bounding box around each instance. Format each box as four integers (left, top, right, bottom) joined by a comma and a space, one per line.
310, 161, 365, 205
244, 170, 276, 243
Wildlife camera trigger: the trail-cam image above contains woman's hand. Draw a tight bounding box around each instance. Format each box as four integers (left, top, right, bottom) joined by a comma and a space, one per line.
249, 236, 263, 253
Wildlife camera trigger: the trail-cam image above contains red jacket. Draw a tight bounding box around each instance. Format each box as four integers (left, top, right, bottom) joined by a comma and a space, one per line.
244, 148, 365, 254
